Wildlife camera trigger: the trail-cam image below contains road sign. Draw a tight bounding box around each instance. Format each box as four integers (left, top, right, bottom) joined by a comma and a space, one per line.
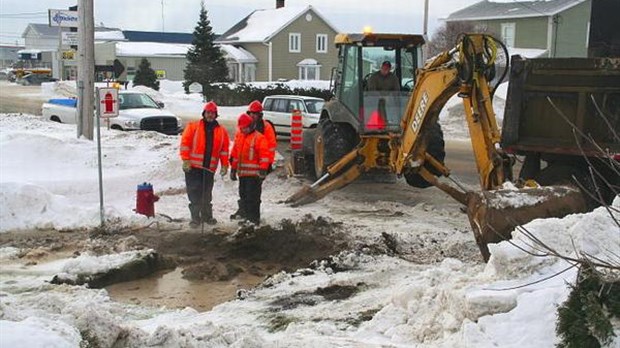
62, 32, 78, 46
97, 88, 119, 118
48, 9, 78, 27
113, 59, 125, 78
62, 50, 76, 61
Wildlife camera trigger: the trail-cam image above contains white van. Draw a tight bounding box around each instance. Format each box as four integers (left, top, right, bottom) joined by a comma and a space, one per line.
262, 95, 325, 136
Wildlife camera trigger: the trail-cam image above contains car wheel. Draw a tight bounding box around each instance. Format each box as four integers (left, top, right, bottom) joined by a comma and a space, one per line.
50, 116, 62, 123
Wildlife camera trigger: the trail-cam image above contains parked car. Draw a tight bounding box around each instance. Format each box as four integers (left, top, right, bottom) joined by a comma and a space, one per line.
18, 73, 58, 86
262, 95, 325, 136
41, 91, 182, 135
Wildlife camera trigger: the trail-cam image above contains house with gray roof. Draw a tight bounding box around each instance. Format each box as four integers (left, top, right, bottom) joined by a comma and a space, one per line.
215, 1, 339, 82
445, 0, 619, 58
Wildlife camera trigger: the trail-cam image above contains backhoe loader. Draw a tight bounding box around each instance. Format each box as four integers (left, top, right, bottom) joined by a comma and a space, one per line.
287, 33, 620, 261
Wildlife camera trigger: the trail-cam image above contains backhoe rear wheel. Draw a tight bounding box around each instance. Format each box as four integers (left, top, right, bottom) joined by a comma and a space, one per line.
404, 121, 445, 188
314, 119, 356, 179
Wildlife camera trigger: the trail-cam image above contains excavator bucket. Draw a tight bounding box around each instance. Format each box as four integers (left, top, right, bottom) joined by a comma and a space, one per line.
466, 185, 589, 262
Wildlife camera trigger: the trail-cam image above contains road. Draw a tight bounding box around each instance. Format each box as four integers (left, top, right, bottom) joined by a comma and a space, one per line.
0, 81, 49, 114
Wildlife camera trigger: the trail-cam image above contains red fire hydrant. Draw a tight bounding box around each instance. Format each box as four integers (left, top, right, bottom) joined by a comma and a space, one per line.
135, 182, 159, 217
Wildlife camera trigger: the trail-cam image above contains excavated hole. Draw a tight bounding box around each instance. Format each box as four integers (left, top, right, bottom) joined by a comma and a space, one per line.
0, 215, 350, 311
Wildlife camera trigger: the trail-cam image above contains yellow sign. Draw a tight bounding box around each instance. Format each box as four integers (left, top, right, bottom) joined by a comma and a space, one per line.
155, 70, 166, 79
62, 50, 76, 60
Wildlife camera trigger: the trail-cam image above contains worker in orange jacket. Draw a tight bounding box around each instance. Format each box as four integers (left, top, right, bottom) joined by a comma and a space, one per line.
180, 101, 230, 227
229, 113, 270, 225
247, 100, 276, 171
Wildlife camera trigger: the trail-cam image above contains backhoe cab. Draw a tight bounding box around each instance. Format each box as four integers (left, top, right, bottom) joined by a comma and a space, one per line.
303, 33, 426, 178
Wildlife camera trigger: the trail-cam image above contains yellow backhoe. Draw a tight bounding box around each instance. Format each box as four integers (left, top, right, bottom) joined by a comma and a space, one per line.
287, 33, 619, 261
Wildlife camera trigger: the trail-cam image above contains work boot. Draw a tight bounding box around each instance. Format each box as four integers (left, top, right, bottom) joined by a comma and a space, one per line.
189, 204, 201, 227
202, 204, 217, 225
229, 200, 245, 220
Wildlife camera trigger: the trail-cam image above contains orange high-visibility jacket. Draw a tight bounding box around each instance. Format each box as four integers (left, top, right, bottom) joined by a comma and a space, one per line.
261, 119, 277, 164
180, 120, 230, 172
230, 130, 270, 177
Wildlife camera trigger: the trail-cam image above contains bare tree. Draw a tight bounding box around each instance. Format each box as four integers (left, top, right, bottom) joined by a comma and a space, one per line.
427, 21, 496, 57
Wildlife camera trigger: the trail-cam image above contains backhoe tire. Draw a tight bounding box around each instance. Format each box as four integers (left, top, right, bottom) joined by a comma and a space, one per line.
404, 121, 446, 188
313, 119, 357, 179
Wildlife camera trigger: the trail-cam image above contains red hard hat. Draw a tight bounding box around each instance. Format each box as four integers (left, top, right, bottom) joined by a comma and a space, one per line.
248, 100, 263, 113
237, 113, 253, 128
203, 101, 218, 114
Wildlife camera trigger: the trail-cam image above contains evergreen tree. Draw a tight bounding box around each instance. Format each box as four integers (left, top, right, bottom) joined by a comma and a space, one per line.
133, 58, 160, 91
184, 1, 229, 96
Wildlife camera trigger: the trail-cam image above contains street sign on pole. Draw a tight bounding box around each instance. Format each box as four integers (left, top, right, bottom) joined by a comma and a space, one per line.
97, 87, 119, 118
48, 9, 78, 27
62, 32, 78, 46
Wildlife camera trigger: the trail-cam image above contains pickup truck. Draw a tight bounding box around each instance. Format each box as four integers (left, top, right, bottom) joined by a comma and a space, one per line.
41, 90, 183, 135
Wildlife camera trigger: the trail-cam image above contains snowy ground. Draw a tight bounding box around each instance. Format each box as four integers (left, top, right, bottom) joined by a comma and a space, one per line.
1, 81, 619, 347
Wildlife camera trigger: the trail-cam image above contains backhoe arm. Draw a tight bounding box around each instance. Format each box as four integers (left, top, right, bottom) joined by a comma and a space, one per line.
285, 136, 392, 206
394, 34, 507, 192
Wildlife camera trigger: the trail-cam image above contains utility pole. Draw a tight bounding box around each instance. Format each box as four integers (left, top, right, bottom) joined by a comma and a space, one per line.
77, 0, 94, 140
423, 0, 429, 37
161, 0, 165, 32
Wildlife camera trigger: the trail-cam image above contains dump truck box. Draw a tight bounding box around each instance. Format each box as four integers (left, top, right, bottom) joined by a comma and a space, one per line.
501, 56, 620, 157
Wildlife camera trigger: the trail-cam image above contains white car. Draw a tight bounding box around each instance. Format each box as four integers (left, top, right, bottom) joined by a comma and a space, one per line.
262, 95, 325, 136
42, 91, 182, 135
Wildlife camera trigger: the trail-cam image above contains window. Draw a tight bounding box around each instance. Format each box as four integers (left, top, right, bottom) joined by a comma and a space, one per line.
273, 99, 289, 112
501, 23, 515, 47
299, 65, 320, 80
263, 98, 273, 111
288, 99, 304, 112
316, 34, 327, 53
297, 58, 321, 80
289, 33, 301, 52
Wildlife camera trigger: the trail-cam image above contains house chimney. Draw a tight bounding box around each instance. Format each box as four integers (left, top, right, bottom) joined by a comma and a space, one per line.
276, 0, 284, 9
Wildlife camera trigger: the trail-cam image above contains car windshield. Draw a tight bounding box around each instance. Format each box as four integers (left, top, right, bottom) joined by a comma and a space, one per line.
304, 100, 324, 114
119, 93, 159, 109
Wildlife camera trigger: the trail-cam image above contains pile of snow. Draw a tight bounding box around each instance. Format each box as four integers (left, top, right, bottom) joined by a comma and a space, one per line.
1, 198, 617, 346
439, 82, 507, 141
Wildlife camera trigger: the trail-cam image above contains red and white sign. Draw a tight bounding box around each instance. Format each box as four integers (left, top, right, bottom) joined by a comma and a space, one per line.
97, 88, 119, 118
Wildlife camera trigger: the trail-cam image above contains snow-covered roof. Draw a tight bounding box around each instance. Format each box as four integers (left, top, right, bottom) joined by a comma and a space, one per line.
94, 30, 126, 41
297, 58, 320, 66
219, 44, 257, 63
216, 5, 337, 44
17, 48, 54, 54
115, 42, 191, 57
22, 23, 122, 39
446, 0, 587, 21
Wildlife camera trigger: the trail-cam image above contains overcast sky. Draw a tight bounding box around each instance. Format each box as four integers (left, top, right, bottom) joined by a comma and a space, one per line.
0, 0, 486, 45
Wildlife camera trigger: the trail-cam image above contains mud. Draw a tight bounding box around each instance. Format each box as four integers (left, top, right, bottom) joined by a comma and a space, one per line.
0, 215, 351, 311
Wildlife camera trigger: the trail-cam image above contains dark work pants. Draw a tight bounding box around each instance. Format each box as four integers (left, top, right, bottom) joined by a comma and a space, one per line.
239, 176, 262, 224
185, 168, 215, 222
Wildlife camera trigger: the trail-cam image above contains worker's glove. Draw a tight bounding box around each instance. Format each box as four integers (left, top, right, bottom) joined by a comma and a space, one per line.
230, 169, 237, 181
182, 160, 191, 173
258, 170, 268, 180
220, 166, 228, 178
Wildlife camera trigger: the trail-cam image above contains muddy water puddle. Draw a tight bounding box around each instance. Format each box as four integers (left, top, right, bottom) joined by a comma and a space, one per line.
104, 217, 348, 311
106, 267, 264, 311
